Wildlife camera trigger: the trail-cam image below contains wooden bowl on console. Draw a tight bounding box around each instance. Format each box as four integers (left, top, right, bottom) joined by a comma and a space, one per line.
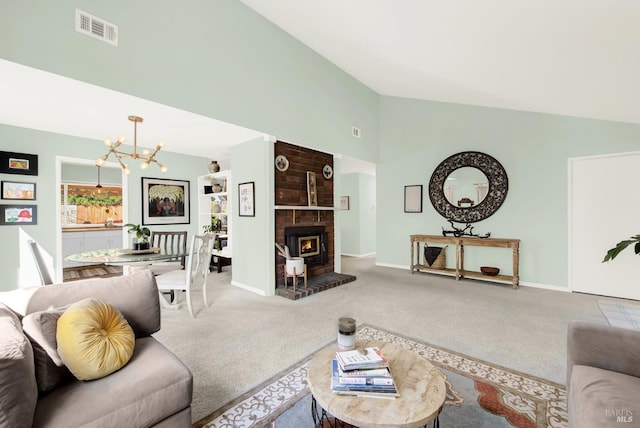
480, 266, 500, 276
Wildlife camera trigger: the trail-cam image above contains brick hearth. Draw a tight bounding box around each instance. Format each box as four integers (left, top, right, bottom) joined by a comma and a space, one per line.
275, 272, 357, 300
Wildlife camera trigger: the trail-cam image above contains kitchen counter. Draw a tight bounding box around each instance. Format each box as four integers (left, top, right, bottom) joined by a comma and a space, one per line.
62, 225, 123, 233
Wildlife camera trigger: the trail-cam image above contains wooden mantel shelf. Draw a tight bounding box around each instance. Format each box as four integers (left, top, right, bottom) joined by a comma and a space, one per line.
275, 205, 335, 223
274, 205, 335, 210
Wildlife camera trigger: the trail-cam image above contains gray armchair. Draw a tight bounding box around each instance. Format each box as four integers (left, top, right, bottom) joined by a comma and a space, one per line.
566, 321, 640, 427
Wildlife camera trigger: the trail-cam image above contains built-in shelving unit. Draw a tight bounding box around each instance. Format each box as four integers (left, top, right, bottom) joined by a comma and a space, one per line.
197, 170, 231, 243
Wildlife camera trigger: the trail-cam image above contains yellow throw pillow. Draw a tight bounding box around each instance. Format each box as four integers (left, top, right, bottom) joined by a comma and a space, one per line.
56, 299, 135, 381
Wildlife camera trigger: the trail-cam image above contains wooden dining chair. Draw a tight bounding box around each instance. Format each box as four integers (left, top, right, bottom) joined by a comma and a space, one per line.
148, 231, 187, 276
155, 233, 215, 318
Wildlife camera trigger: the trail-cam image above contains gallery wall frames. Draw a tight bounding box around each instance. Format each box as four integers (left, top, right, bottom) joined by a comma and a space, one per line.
1, 181, 36, 200
0, 204, 37, 225
141, 177, 190, 225
0, 151, 38, 176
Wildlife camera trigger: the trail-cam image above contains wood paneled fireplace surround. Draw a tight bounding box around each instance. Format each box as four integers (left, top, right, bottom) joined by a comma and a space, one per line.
274, 141, 355, 300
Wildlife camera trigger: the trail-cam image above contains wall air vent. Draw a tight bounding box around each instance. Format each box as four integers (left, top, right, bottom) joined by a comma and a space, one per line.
75, 9, 118, 46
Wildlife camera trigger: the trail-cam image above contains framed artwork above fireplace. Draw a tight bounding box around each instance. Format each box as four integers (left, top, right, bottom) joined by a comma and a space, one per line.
307, 172, 318, 207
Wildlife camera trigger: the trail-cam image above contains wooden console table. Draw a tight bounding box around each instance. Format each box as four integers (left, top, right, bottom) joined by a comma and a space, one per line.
410, 234, 520, 289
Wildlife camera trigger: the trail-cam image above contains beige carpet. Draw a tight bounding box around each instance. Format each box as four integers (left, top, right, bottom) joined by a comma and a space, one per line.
151, 255, 611, 425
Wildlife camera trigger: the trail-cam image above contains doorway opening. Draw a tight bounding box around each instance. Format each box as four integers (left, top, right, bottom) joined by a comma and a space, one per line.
55, 157, 128, 283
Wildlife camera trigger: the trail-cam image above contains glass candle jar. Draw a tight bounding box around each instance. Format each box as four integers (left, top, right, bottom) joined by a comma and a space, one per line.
337, 317, 356, 351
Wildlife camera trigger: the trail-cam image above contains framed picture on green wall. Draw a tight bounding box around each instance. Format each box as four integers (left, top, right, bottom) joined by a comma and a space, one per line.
340, 196, 350, 210
142, 177, 190, 225
0, 151, 38, 176
0, 204, 37, 225
1, 181, 36, 200
239, 181, 255, 217
404, 185, 423, 213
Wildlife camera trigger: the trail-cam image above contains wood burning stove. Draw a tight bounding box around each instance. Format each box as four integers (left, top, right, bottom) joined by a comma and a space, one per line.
285, 226, 328, 266
298, 235, 320, 257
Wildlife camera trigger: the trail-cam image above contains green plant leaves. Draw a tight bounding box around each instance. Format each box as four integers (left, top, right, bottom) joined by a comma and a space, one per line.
124, 223, 150, 241
603, 235, 640, 262
67, 194, 122, 207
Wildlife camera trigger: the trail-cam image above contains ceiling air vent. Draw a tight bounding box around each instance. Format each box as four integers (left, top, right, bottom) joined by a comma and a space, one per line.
75, 9, 118, 46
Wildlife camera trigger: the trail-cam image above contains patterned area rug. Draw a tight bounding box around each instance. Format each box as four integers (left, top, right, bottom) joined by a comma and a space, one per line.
194, 325, 567, 428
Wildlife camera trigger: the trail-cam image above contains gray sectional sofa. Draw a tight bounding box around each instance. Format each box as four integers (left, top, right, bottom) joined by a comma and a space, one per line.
0, 270, 193, 428
567, 320, 640, 427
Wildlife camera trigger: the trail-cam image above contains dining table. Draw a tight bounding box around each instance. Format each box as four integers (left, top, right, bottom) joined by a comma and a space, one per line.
64, 247, 188, 309
64, 247, 186, 267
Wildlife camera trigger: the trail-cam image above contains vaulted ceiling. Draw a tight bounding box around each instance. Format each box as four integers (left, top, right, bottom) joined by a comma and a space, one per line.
240, 0, 640, 125
1, 2, 636, 178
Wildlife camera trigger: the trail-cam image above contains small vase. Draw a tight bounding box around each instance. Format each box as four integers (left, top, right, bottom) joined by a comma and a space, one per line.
208, 161, 220, 174
132, 238, 150, 251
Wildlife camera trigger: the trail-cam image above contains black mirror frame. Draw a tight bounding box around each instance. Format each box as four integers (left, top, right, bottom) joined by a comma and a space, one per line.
428, 151, 508, 223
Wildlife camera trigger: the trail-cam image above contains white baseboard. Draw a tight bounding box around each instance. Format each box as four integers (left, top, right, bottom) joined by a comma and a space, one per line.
373, 263, 570, 292
231, 280, 270, 296
342, 252, 376, 258
374, 262, 406, 269
518, 281, 569, 292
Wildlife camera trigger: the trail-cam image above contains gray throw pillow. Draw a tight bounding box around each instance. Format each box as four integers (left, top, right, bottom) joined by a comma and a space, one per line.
22, 306, 66, 366
0, 303, 38, 426
22, 307, 73, 392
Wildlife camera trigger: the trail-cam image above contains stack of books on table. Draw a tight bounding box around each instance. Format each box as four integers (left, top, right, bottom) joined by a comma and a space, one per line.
331, 347, 399, 398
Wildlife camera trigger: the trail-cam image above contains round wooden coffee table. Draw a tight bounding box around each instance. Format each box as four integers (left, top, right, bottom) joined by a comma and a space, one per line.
307, 339, 446, 428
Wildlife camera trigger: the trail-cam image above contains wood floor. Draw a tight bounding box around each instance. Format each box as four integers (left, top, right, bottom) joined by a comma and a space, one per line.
63, 264, 123, 282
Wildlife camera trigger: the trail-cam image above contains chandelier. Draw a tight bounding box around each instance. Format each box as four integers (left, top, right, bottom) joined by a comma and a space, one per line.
96, 115, 167, 174
95, 165, 103, 193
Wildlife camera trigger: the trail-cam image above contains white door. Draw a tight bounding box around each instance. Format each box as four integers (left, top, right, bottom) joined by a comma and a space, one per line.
569, 152, 640, 300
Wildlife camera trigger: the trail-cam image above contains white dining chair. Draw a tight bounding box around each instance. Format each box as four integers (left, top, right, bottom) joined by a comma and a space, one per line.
155, 233, 214, 318
28, 239, 53, 285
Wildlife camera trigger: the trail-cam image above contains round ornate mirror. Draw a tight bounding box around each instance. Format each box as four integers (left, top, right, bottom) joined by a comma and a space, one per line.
428, 151, 508, 223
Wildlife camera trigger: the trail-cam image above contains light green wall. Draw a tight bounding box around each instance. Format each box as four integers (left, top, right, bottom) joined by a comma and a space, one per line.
340, 174, 359, 255
377, 96, 640, 288
359, 173, 377, 255
3, 1, 640, 292
340, 173, 376, 256
230, 136, 275, 296
0, 124, 207, 290
0, 0, 379, 164
0, 1, 381, 292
